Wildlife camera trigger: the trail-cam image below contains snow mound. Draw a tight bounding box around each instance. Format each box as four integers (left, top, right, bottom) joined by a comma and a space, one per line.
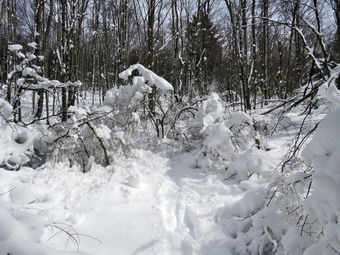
0, 99, 36, 169
122, 173, 143, 188
225, 111, 253, 128
302, 107, 340, 168
229, 148, 276, 181
0, 202, 88, 255
0, 98, 13, 121
318, 64, 340, 110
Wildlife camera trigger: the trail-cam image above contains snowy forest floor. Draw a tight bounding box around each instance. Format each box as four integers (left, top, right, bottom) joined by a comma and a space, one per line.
0, 107, 317, 255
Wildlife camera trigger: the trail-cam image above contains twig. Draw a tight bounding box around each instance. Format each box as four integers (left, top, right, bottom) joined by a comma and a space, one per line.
225, 173, 237, 181
300, 214, 309, 236
305, 180, 313, 199
0, 187, 16, 196
86, 122, 110, 166
49, 224, 80, 251
328, 244, 340, 255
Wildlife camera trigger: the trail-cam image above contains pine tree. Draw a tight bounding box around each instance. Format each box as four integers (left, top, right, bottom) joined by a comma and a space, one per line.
186, 5, 222, 97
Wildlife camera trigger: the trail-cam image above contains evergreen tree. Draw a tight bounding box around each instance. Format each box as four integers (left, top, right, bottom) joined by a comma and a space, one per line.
186, 7, 222, 97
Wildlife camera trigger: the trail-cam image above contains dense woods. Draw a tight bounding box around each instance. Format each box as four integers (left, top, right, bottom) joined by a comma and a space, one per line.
1, 0, 339, 118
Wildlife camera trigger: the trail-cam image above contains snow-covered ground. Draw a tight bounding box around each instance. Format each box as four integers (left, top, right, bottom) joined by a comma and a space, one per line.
1, 64, 339, 254
0, 118, 291, 255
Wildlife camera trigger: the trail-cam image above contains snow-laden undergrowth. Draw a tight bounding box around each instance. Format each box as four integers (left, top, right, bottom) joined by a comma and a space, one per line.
1, 64, 340, 254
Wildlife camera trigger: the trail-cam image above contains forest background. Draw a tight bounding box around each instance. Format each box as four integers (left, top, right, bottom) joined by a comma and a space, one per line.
1, 0, 339, 119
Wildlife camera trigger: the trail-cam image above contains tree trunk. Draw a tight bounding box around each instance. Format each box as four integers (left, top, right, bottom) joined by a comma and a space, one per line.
34, 0, 44, 119
251, 0, 256, 105
241, 0, 251, 110
147, 0, 156, 116
335, 0, 340, 58
61, 0, 68, 122
261, 0, 269, 105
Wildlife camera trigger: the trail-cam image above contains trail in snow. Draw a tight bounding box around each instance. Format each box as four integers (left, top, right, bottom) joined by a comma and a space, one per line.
0, 148, 253, 255
55, 150, 247, 255
1, 110, 309, 255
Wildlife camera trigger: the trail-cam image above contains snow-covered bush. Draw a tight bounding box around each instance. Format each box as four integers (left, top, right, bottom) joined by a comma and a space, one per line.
105, 64, 175, 139
216, 183, 288, 254
6, 43, 82, 123
279, 65, 340, 254
283, 107, 340, 254
228, 148, 276, 181
316, 64, 340, 112
196, 92, 224, 130
104, 76, 152, 109
193, 93, 264, 176
48, 64, 176, 171
50, 106, 119, 171
215, 65, 340, 255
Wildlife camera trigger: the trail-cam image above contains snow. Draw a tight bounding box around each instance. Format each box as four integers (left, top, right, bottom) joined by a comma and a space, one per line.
22, 67, 38, 78
317, 63, 340, 110
0, 98, 337, 254
95, 124, 111, 140
16, 51, 26, 59
0, 99, 13, 121
28, 53, 37, 61
119, 64, 174, 91
301, 107, 340, 168
0, 100, 36, 170
1, 65, 340, 254
203, 121, 235, 161
298, 106, 340, 254
229, 148, 276, 181
27, 42, 38, 49
0, 144, 276, 255
8, 44, 23, 52
104, 77, 152, 108
198, 92, 224, 129
0, 188, 88, 255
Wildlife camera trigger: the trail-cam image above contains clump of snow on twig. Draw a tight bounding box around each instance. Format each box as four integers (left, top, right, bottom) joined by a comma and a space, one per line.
119, 63, 174, 91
